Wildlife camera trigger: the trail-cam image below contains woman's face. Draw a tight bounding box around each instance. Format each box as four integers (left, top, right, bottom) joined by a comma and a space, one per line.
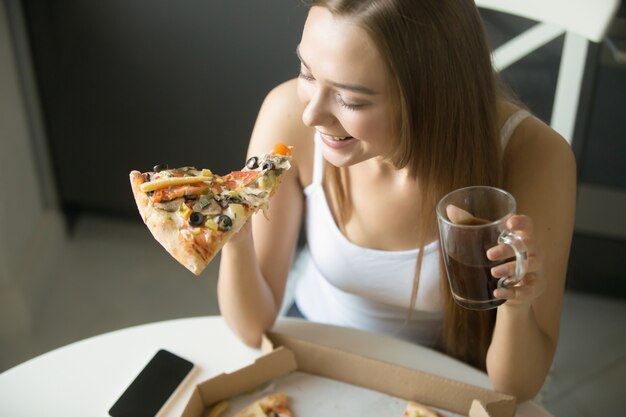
297, 6, 395, 168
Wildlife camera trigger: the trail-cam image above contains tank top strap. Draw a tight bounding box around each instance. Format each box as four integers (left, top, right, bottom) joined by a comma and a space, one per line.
500, 109, 531, 150
311, 131, 325, 187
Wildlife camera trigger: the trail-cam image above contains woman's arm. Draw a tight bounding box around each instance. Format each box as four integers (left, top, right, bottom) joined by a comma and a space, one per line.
486, 116, 577, 400
218, 80, 310, 347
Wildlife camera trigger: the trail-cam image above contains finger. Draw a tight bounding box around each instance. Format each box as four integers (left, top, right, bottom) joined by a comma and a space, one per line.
491, 262, 512, 279
507, 214, 534, 236
493, 280, 533, 300
446, 204, 483, 224
486, 244, 513, 261
487, 235, 537, 261
493, 286, 514, 300
490, 256, 542, 278
494, 285, 534, 300
494, 273, 544, 300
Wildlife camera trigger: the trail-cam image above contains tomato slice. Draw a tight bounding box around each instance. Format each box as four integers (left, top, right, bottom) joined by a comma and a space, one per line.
221, 170, 260, 190
152, 183, 210, 203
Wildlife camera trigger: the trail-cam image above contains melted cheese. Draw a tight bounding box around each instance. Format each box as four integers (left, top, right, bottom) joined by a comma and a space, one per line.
140, 176, 212, 192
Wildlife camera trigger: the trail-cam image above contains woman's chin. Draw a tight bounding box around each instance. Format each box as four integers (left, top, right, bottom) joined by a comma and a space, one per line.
321, 147, 361, 168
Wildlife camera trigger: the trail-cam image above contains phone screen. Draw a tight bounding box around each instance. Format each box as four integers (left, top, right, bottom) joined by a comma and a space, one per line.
109, 349, 194, 417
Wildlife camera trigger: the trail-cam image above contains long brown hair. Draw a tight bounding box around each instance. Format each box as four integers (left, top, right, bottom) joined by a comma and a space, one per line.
311, 0, 504, 370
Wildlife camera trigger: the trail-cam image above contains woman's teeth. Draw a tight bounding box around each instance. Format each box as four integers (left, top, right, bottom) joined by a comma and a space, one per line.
333, 136, 349, 141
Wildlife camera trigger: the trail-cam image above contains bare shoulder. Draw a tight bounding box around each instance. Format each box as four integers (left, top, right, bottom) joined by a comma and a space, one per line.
504, 114, 576, 184
248, 79, 314, 186
497, 100, 572, 159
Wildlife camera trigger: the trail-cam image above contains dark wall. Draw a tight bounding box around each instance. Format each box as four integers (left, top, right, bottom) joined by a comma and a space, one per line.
22, 0, 308, 220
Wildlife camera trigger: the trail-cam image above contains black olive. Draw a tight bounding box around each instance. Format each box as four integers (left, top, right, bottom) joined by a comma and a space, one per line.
217, 215, 233, 231
188, 211, 205, 227
218, 198, 229, 209
153, 163, 168, 172
262, 160, 275, 170
246, 156, 259, 169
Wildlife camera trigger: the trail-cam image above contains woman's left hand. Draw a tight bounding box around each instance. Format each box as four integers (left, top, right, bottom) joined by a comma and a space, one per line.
487, 214, 546, 307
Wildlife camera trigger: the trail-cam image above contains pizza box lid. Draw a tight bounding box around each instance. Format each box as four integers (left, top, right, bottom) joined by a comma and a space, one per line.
180, 331, 516, 417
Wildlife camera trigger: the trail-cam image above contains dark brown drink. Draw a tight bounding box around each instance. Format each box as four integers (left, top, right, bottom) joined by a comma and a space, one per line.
441, 216, 505, 310
457, 217, 492, 226
445, 255, 505, 310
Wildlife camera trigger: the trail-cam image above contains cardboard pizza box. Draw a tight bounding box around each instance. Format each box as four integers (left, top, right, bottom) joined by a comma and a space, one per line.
180, 331, 516, 417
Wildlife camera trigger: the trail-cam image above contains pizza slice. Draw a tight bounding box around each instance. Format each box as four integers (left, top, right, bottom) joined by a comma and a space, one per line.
233, 393, 293, 417
129, 144, 292, 275
403, 400, 442, 417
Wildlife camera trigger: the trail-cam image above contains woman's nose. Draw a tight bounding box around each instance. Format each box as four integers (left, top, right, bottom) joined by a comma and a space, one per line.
301, 89, 333, 127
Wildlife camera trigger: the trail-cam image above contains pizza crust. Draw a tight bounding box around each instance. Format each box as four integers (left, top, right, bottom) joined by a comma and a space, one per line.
233, 393, 292, 417
130, 171, 209, 275
404, 400, 442, 417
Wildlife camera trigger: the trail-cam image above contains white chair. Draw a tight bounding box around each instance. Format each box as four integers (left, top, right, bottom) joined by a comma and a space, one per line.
475, 0, 621, 144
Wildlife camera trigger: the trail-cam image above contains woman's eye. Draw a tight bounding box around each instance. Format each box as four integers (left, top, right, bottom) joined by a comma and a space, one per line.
336, 94, 365, 110
298, 68, 315, 82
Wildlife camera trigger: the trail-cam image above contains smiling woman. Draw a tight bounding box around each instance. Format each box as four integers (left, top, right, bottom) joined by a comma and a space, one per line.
216, 0, 576, 402
295, 10, 394, 169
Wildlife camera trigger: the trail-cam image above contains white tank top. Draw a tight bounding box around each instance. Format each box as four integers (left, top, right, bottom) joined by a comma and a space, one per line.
293, 110, 531, 346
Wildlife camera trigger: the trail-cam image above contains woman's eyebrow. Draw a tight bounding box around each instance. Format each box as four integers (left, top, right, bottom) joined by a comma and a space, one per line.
295, 45, 379, 96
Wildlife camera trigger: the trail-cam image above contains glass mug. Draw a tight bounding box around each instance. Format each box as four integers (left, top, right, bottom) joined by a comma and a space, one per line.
436, 186, 528, 310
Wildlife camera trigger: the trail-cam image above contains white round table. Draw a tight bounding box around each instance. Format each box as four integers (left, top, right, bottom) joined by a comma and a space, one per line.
0, 316, 552, 417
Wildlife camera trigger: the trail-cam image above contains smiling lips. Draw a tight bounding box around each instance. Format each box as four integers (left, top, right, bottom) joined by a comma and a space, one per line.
319, 132, 355, 149
319, 132, 353, 141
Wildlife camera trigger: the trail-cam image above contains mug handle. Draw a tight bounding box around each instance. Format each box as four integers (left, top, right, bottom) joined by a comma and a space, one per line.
496, 230, 528, 289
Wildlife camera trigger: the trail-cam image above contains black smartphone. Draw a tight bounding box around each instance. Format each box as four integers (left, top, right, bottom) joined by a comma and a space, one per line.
109, 349, 195, 417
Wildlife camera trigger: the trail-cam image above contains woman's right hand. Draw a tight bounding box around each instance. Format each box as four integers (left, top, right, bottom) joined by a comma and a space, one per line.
226, 217, 253, 246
